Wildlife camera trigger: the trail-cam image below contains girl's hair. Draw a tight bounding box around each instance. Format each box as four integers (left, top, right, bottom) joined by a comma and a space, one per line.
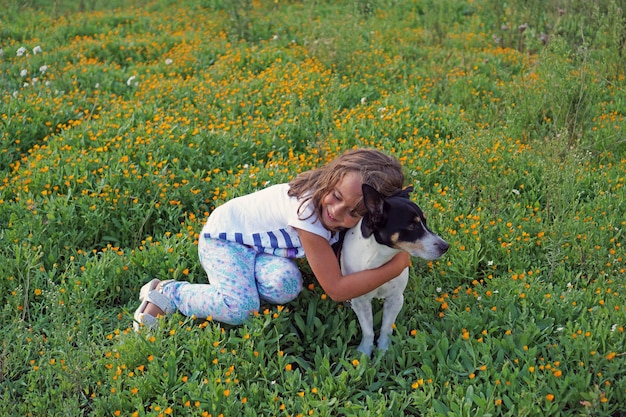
288, 148, 404, 221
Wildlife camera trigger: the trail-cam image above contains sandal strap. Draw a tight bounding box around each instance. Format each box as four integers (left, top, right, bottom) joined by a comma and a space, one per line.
145, 290, 176, 314
134, 311, 157, 331
139, 278, 160, 301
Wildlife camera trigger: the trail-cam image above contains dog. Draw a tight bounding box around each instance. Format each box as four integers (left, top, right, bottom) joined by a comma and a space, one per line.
340, 184, 449, 356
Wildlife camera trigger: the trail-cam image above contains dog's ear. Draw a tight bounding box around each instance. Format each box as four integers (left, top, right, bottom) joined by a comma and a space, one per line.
361, 184, 385, 237
393, 185, 414, 199
362, 184, 384, 216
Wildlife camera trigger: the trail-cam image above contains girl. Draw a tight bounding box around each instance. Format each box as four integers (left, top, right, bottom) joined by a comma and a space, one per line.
134, 148, 411, 331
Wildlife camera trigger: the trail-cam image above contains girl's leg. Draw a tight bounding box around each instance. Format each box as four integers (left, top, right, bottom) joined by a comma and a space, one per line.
161, 238, 260, 325
255, 253, 302, 304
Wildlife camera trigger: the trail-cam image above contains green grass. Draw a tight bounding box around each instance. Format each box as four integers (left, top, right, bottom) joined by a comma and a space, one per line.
1, 0, 625, 416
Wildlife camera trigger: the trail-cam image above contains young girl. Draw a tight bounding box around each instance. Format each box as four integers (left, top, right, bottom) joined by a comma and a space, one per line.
134, 148, 411, 331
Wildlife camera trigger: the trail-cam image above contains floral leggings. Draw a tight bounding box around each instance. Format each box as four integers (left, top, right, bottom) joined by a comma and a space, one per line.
160, 237, 303, 325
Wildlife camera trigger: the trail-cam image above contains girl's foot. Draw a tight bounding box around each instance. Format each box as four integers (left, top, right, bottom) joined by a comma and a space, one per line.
133, 279, 176, 332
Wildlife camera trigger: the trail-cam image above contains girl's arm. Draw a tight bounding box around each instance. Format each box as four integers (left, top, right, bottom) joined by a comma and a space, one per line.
296, 228, 411, 302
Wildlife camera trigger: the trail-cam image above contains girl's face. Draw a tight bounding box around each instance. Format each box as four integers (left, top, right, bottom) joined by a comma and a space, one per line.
321, 171, 364, 231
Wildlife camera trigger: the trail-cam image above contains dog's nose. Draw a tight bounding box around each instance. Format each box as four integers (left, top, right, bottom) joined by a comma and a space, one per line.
438, 240, 450, 253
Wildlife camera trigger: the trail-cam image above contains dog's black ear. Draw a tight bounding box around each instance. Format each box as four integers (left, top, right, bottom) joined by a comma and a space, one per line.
362, 184, 384, 216
393, 186, 414, 199
361, 184, 385, 237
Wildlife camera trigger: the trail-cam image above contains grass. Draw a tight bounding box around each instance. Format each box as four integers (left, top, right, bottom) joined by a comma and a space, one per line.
0, 0, 624, 415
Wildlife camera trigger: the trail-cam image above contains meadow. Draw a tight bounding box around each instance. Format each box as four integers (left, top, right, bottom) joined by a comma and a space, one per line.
0, 0, 624, 415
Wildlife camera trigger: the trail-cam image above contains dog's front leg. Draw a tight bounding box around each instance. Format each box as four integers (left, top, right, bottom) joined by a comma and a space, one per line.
377, 292, 404, 352
350, 296, 375, 356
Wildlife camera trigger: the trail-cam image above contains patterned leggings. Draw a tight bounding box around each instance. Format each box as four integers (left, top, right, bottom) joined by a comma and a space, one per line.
161, 237, 303, 325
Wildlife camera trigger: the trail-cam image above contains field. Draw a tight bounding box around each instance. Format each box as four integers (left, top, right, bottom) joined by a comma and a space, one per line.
1, 0, 625, 415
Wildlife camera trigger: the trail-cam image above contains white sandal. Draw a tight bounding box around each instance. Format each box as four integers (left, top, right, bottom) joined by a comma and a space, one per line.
139, 279, 174, 301
139, 278, 160, 301
133, 280, 176, 332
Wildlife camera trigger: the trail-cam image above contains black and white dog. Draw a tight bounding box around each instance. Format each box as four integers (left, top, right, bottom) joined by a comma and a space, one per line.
340, 184, 449, 356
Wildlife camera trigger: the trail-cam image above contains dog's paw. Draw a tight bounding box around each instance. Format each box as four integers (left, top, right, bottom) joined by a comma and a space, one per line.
356, 342, 374, 357
377, 336, 390, 352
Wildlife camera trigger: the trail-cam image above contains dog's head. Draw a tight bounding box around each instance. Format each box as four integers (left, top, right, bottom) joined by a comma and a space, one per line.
360, 184, 449, 260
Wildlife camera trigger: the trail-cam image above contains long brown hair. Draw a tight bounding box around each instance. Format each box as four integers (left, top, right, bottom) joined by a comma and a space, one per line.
288, 148, 404, 221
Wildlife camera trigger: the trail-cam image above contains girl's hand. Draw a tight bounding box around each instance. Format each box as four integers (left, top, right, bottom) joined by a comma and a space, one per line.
296, 228, 411, 302
388, 251, 411, 273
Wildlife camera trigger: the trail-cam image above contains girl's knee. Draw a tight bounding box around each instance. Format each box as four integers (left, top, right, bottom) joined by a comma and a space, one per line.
256, 260, 303, 304
262, 278, 302, 304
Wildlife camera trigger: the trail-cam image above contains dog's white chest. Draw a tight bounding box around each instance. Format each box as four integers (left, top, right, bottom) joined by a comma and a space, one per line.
340, 226, 409, 300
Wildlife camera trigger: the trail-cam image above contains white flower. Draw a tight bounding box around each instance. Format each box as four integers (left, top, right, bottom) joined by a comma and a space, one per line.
165, 58, 173, 65
23, 82, 30, 87
436, 287, 442, 293
126, 75, 136, 86
360, 97, 367, 105
17, 46, 27, 56
33, 45, 42, 54
512, 189, 520, 195
487, 260, 494, 266
39, 65, 48, 73
611, 324, 618, 332
95, 83, 100, 89
20, 69, 28, 77
272, 34, 279, 41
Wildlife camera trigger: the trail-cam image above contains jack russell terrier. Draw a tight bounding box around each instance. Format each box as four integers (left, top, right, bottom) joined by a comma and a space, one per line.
340, 184, 449, 356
